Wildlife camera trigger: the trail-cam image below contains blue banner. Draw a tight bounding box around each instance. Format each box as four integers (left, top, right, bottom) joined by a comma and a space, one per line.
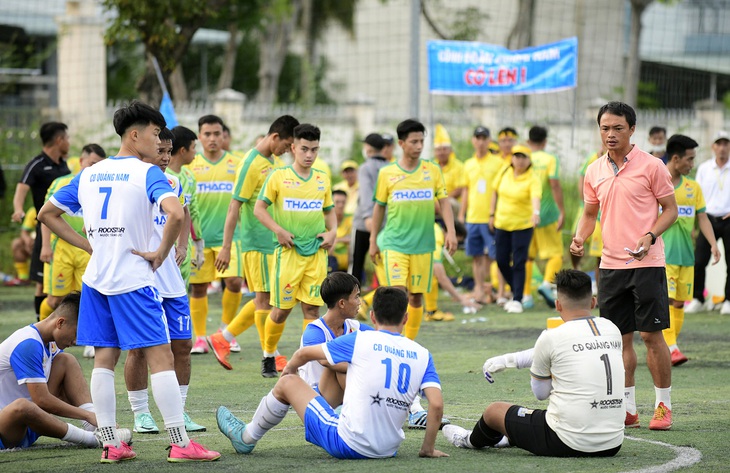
427, 37, 577, 95
159, 91, 179, 128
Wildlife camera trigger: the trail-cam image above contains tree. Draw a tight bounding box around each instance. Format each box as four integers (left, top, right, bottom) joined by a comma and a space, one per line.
102, 0, 227, 103
624, 0, 654, 107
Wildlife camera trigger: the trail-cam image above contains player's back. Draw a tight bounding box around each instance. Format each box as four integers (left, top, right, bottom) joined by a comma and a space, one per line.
324, 330, 440, 458
298, 318, 366, 389
0, 325, 59, 408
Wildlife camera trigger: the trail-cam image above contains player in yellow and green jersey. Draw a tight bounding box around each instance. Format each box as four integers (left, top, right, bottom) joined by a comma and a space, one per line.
369, 119, 457, 341
254, 123, 337, 378
39, 144, 106, 321
524, 126, 565, 309
9, 207, 36, 284
207, 115, 300, 372
662, 135, 720, 366
186, 115, 243, 355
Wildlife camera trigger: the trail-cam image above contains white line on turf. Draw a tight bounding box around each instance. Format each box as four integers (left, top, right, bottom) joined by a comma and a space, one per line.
623, 436, 702, 473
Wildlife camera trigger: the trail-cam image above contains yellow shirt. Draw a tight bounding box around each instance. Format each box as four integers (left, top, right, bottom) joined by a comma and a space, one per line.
493, 166, 542, 231
432, 223, 444, 263
333, 180, 359, 216
463, 153, 505, 224
435, 154, 466, 197
334, 215, 353, 270
313, 157, 332, 180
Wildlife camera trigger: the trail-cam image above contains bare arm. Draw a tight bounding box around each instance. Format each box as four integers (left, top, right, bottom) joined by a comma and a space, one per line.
27, 382, 96, 426
214, 199, 244, 271
175, 206, 191, 266
12, 183, 30, 222
318, 209, 338, 250
254, 199, 294, 248
697, 212, 721, 264
281, 345, 329, 376
368, 204, 386, 263
37, 202, 91, 254
634, 193, 677, 261
419, 387, 449, 458
549, 178, 565, 230
40, 223, 53, 263
438, 197, 457, 255
458, 188, 468, 222
570, 201, 599, 257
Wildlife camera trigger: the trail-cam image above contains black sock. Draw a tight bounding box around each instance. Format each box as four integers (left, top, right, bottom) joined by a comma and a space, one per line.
34, 295, 46, 318
469, 416, 503, 448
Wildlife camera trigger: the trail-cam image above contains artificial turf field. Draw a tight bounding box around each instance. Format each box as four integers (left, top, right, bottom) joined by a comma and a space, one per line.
0, 284, 728, 472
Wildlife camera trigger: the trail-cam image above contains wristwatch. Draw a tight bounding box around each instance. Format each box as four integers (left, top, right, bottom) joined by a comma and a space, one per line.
646, 231, 657, 245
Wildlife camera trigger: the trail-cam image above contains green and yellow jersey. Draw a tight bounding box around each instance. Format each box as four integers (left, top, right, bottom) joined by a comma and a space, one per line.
530, 150, 560, 227
664, 176, 706, 266
233, 148, 279, 254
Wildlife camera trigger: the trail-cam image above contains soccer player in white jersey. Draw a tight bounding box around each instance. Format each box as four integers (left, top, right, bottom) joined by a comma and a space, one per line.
37, 102, 219, 463
443, 270, 625, 457
123, 127, 205, 435
0, 293, 130, 449
216, 287, 448, 459
298, 272, 373, 406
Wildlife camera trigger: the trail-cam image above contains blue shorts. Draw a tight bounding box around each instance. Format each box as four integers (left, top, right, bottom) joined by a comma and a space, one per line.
303, 396, 368, 459
78, 283, 171, 350
465, 223, 496, 257
0, 428, 40, 449
163, 295, 191, 340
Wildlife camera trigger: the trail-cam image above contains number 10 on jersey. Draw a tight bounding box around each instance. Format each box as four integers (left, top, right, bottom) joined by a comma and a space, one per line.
381, 358, 411, 394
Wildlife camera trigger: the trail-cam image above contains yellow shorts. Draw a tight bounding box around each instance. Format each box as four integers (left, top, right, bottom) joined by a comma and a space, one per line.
588, 223, 603, 258
666, 264, 694, 301
242, 250, 274, 293
382, 250, 433, 294
529, 222, 563, 260
270, 246, 327, 309
189, 243, 242, 284
43, 239, 89, 296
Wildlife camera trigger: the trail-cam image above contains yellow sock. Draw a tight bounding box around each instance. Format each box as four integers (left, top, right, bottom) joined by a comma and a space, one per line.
39, 298, 54, 321
264, 316, 286, 355
524, 260, 533, 297
544, 255, 563, 284
254, 309, 270, 351
303, 318, 316, 332
664, 306, 678, 346
491, 261, 510, 293
190, 296, 208, 338
403, 305, 424, 340
14, 261, 29, 280
227, 300, 255, 337
673, 306, 685, 338
221, 288, 242, 325
425, 278, 439, 312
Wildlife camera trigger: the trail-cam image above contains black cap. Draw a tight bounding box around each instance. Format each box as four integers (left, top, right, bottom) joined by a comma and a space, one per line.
473, 126, 490, 138
363, 133, 386, 150
381, 133, 395, 145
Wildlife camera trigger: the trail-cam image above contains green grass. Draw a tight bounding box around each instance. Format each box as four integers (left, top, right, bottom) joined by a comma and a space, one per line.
0, 285, 728, 472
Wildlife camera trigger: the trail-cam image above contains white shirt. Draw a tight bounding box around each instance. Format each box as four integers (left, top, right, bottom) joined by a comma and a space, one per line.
322, 330, 441, 458
152, 174, 187, 298
695, 157, 730, 215
530, 316, 624, 453
0, 325, 61, 409
50, 156, 176, 295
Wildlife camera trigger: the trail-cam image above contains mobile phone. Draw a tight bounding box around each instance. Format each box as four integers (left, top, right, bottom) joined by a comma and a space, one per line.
624, 246, 645, 256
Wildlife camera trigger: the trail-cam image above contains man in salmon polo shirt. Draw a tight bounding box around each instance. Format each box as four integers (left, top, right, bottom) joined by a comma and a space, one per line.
570, 101, 678, 432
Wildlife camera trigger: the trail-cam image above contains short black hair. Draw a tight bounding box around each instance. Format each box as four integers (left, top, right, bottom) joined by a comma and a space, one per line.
528, 126, 548, 143
597, 101, 636, 128
40, 122, 68, 146
81, 143, 106, 158
396, 119, 426, 141
222, 123, 230, 134
649, 126, 666, 137
294, 123, 320, 142
321, 272, 360, 309
372, 287, 408, 325
454, 220, 467, 240
269, 115, 300, 140
55, 291, 81, 323
198, 114, 224, 131
171, 126, 197, 155
159, 127, 174, 143
666, 134, 698, 160
555, 270, 593, 306
332, 189, 348, 199
113, 101, 166, 137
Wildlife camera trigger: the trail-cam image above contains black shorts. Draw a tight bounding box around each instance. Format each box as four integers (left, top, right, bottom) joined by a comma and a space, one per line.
504, 405, 621, 457
29, 223, 44, 284
598, 267, 669, 334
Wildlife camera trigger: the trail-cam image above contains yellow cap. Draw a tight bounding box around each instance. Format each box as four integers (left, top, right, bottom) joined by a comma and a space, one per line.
433, 124, 452, 148
488, 141, 500, 154
340, 160, 359, 171
511, 144, 532, 158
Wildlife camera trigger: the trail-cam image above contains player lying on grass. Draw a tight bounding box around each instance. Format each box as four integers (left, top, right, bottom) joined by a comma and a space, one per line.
216, 286, 448, 459
0, 292, 130, 450
443, 269, 625, 457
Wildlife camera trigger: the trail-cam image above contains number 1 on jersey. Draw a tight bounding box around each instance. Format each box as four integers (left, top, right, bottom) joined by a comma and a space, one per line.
99, 187, 112, 219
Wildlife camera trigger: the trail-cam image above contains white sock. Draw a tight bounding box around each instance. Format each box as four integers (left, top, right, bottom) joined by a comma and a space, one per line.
263, 352, 275, 358
90, 368, 117, 428
655, 386, 672, 410
179, 385, 189, 410
62, 423, 98, 447
244, 391, 289, 443
410, 394, 424, 414
128, 389, 150, 415
668, 344, 678, 352
79, 402, 95, 431
222, 329, 235, 343
150, 370, 188, 448
625, 386, 637, 415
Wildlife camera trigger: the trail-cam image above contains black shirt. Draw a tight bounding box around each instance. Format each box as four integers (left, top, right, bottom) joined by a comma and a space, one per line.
19, 151, 70, 212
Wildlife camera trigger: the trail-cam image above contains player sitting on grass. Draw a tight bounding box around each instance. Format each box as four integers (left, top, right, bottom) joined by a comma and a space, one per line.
216, 286, 449, 459
443, 269, 625, 457
298, 272, 372, 407
0, 292, 130, 449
